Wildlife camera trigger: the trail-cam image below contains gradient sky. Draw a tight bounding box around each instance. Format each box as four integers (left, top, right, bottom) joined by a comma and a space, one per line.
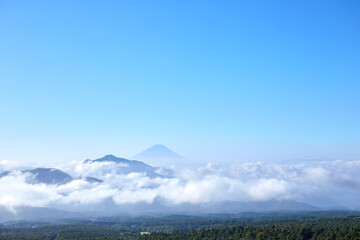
0, 0, 359, 165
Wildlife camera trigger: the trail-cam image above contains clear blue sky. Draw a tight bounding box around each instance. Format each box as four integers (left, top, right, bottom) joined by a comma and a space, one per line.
0, 0, 359, 165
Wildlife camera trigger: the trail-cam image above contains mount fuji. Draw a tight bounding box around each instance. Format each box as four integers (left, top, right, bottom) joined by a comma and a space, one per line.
133, 144, 184, 167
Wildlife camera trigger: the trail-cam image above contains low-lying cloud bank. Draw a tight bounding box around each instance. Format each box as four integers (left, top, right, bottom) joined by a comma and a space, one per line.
1, 158, 360, 214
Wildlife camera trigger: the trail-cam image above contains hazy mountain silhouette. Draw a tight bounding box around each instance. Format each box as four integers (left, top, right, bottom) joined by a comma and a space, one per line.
0, 206, 82, 222
134, 144, 183, 159
85, 176, 103, 183
0, 168, 73, 185
0, 199, 320, 223
133, 144, 184, 167
0, 168, 102, 185
24, 168, 73, 185
0, 171, 10, 178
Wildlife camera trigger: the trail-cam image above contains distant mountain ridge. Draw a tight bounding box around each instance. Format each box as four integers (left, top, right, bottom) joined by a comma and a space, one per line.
0, 154, 168, 186
0, 168, 102, 185
0, 148, 331, 223
25, 168, 73, 185
84, 154, 131, 164
0, 206, 82, 222
84, 154, 164, 178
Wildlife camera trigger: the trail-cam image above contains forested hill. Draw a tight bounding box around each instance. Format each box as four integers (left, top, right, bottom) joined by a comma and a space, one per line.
1, 215, 360, 240
138, 218, 360, 240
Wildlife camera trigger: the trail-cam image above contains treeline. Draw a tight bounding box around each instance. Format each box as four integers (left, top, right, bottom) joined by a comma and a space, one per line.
138, 218, 360, 240
1, 216, 360, 239
56, 225, 135, 240
0, 225, 136, 240
0, 225, 60, 240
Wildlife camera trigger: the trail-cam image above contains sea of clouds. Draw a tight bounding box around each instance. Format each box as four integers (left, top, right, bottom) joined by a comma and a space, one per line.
1, 158, 360, 213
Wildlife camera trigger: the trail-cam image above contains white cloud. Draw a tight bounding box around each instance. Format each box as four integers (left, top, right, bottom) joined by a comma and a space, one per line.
246, 179, 289, 201
1, 159, 360, 212
0, 172, 60, 211
303, 167, 330, 183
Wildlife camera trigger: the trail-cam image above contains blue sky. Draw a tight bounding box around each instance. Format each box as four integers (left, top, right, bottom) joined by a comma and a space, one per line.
0, 0, 359, 165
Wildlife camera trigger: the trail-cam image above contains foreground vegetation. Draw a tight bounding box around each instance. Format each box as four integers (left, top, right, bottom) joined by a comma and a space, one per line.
1, 212, 360, 239
139, 218, 360, 240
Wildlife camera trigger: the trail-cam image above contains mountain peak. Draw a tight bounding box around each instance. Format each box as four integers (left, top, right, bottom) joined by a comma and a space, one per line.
151, 144, 172, 150
133, 144, 183, 162
86, 155, 131, 164
153, 144, 165, 147
82, 154, 163, 178
103, 154, 117, 159
24, 168, 73, 185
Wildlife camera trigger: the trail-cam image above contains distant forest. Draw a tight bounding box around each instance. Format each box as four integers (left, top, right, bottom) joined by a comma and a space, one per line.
1, 212, 360, 239
138, 218, 360, 240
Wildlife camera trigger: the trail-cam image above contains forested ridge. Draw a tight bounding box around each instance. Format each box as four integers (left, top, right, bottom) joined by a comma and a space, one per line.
1, 214, 360, 239
138, 218, 360, 240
